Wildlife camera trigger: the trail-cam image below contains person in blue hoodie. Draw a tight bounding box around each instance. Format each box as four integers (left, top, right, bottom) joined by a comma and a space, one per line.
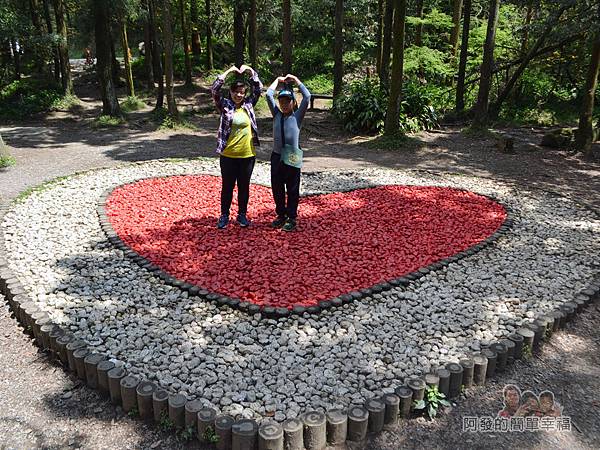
265, 74, 311, 231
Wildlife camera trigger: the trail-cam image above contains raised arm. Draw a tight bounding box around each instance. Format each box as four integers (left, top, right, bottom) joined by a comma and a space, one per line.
211, 66, 239, 112
266, 76, 286, 117
240, 64, 264, 107
285, 74, 311, 123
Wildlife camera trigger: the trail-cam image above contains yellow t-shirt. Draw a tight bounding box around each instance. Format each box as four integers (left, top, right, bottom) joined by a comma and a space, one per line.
222, 108, 256, 158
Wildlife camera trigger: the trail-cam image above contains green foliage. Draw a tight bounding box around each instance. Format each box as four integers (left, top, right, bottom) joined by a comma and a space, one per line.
334, 77, 387, 133
153, 108, 197, 131
178, 425, 195, 442
303, 74, 333, 95
335, 78, 439, 134
0, 154, 15, 168
127, 406, 139, 418
0, 79, 63, 120
413, 385, 451, 420
522, 344, 533, 360
93, 115, 125, 128
293, 39, 334, 79
51, 94, 80, 111
121, 96, 145, 112
203, 425, 219, 444
158, 410, 174, 432
403, 46, 454, 80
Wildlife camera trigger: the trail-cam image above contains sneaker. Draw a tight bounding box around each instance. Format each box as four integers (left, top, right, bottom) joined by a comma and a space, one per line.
217, 215, 229, 229
271, 215, 287, 228
282, 218, 297, 232
236, 214, 251, 227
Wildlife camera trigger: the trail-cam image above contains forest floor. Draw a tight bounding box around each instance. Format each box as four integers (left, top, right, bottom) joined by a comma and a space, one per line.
0, 70, 599, 449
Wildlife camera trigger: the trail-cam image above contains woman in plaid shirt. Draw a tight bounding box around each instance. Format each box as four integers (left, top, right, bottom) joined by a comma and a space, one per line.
210, 65, 263, 229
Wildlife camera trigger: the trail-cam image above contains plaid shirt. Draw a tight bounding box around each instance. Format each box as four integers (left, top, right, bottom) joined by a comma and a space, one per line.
211, 70, 263, 154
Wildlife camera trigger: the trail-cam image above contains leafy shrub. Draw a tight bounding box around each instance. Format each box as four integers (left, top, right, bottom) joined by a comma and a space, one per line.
334, 78, 439, 134
92, 115, 125, 128
0, 78, 63, 120
303, 74, 333, 94
334, 77, 387, 133
121, 96, 146, 112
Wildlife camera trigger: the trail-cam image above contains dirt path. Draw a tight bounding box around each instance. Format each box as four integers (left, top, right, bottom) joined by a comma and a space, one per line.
0, 79, 599, 449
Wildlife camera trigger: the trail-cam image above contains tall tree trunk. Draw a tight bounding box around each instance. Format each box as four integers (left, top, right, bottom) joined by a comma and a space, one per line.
415, 0, 424, 47
205, 0, 213, 69
149, 0, 164, 109
42, 0, 60, 82
384, 0, 406, 135
179, 0, 193, 86
53, 0, 73, 95
490, 4, 571, 117
29, 0, 45, 73
282, 0, 292, 73
162, 0, 178, 118
380, 0, 394, 90
521, 1, 534, 56
110, 34, 121, 85
10, 39, 21, 80
376, 0, 383, 75
575, 4, 600, 156
333, 0, 344, 98
248, 0, 257, 68
450, 0, 463, 57
472, 0, 500, 128
143, 0, 155, 90
233, 0, 245, 67
456, 0, 471, 112
120, 19, 135, 97
94, 0, 121, 117
190, 0, 201, 58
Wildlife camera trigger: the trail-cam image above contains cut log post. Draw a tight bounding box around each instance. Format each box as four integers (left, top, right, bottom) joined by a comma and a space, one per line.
120, 375, 139, 413
424, 373, 440, 389
436, 368, 451, 397
382, 393, 399, 425
508, 332, 524, 359
407, 377, 426, 403
197, 407, 217, 443
232, 419, 258, 450
282, 418, 303, 450
185, 399, 203, 430
346, 405, 369, 442
326, 408, 348, 445
481, 348, 497, 378
473, 354, 488, 385
215, 415, 234, 450
394, 386, 413, 418
258, 421, 284, 450
516, 327, 535, 354
152, 389, 169, 423
136, 380, 156, 420
66, 340, 86, 372
107, 365, 127, 405
73, 347, 90, 380
84, 353, 105, 389
459, 359, 475, 388
446, 362, 464, 398
526, 323, 542, 349
168, 393, 187, 429
55, 334, 73, 365
302, 411, 326, 450
365, 397, 385, 433
489, 342, 508, 372
500, 338, 515, 364
97, 360, 115, 397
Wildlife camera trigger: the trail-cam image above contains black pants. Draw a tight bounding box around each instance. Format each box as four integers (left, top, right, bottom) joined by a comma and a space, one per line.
220, 155, 256, 216
271, 152, 301, 219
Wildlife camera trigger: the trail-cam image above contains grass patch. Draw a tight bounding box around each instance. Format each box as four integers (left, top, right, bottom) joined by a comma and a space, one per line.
121, 96, 146, 113
14, 174, 72, 203
92, 115, 125, 128
152, 108, 197, 131
0, 154, 15, 168
362, 132, 424, 150
303, 73, 334, 95
51, 93, 80, 111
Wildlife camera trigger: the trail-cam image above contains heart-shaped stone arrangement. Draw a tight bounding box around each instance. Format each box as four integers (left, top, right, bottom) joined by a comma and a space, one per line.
104, 175, 506, 310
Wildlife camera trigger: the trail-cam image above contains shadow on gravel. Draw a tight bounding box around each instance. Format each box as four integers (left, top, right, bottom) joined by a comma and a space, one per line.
0, 415, 87, 449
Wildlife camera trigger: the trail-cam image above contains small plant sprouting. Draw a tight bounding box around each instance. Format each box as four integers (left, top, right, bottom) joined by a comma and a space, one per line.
522, 344, 533, 360
158, 410, 174, 432
413, 385, 451, 420
127, 406, 139, 418
545, 326, 552, 340
203, 425, 219, 444
178, 425, 195, 442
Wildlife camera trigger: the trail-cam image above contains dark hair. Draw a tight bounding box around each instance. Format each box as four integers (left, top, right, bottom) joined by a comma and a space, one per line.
539, 391, 554, 402
229, 80, 247, 91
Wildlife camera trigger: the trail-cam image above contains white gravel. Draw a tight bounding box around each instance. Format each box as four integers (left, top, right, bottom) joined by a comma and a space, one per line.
2, 159, 599, 422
